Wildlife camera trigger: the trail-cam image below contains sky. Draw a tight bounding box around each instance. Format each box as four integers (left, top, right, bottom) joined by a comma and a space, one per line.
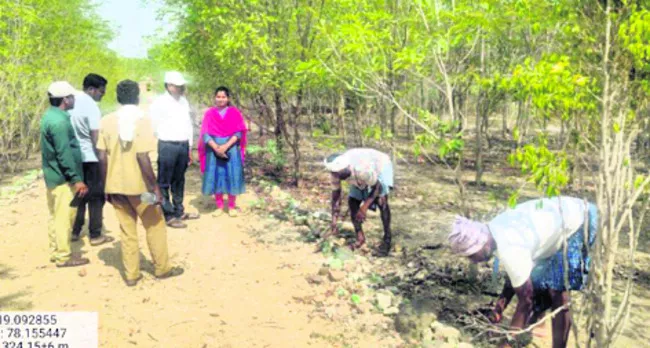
97, 0, 171, 58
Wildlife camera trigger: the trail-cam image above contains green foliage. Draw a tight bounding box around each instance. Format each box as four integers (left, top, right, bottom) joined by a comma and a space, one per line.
508, 135, 570, 197
315, 118, 333, 135
247, 139, 287, 170
0, 0, 160, 172
620, 9, 650, 94
412, 116, 464, 161
504, 55, 597, 121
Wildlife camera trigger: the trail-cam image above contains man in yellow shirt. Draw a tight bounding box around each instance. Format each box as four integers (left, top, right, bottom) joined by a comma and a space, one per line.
97, 80, 184, 286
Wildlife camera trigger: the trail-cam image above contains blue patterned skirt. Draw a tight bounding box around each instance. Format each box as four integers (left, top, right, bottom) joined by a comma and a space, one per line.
201, 135, 246, 195
530, 203, 598, 292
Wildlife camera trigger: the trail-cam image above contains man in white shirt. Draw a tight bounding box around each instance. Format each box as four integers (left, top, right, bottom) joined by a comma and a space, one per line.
69, 73, 113, 246
149, 71, 200, 228
448, 196, 598, 348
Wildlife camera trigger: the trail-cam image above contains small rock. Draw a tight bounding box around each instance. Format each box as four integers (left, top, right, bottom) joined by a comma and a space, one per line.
313, 295, 326, 305
297, 225, 311, 235
353, 302, 373, 314
294, 216, 309, 226
78, 268, 87, 277
318, 267, 330, 276
339, 221, 355, 231
375, 292, 393, 310
431, 342, 455, 348
421, 339, 437, 348
434, 326, 461, 343
270, 186, 290, 201
383, 306, 399, 315
328, 270, 345, 282
324, 307, 337, 320
421, 328, 434, 342
343, 261, 358, 272
414, 270, 428, 280
313, 211, 332, 221
273, 212, 290, 221
306, 275, 325, 285
209, 313, 220, 317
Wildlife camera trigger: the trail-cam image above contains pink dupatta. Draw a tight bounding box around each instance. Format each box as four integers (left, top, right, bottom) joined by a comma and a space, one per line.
198, 106, 248, 173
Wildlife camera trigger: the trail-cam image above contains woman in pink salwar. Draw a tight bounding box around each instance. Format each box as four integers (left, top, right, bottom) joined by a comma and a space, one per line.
198, 87, 248, 217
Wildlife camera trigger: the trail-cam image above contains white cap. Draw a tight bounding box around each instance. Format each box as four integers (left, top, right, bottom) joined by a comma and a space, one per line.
48, 81, 77, 98
164, 71, 187, 86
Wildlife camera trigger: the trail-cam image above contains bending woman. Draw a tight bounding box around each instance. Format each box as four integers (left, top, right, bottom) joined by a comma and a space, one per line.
198, 87, 248, 217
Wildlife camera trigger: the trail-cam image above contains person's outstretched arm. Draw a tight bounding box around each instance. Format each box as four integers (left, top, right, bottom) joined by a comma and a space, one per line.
330, 173, 343, 236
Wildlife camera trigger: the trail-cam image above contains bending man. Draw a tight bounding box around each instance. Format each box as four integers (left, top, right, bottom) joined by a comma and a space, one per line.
448, 196, 597, 348
324, 148, 394, 255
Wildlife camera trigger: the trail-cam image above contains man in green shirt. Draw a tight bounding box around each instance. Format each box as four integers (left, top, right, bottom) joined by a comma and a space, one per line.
40, 81, 90, 267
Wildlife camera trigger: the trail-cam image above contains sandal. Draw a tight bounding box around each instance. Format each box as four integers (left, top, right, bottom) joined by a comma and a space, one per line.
212, 210, 225, 218
71, 234, 81, 242
89, 235, 115, 246
166, 218, 187, 229
56, 256, 90, 268
227, 208, 240, 217
180, 212, 200, 220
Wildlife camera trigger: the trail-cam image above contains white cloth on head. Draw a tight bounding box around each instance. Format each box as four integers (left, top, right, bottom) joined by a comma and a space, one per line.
70, 92, 101, 162
340, 148, 390, 189
448, 216, 490, 256
149, 92, 194, 147
324, 153, 350, 172
488, 196, 587, 288
117, 105, 144, 142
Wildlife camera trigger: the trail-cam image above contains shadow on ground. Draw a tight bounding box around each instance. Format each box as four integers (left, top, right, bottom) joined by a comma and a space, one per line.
97, 241, 156, 281
0, 264, 33, 310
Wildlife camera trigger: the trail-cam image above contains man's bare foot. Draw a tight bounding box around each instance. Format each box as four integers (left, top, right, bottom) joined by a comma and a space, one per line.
350, 237, 366, 250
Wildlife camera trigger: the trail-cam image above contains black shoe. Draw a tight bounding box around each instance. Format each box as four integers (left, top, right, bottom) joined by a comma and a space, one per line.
376, 241, 391, 257
125, 275, 143, 287
156, 266, 185, 280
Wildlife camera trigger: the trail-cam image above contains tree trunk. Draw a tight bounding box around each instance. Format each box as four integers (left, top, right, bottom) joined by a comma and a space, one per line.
502, 101, 509, 138
307, 90, 314, 134
290, 90, 304, 186
390, 104, 398, 137
337, 90, 346, 141
274, 88, 285, 153
407, 111, 413, 140
475, 92, 485, 186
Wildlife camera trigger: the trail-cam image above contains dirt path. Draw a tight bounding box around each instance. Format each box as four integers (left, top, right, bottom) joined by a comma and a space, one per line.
0, 166, 402, 347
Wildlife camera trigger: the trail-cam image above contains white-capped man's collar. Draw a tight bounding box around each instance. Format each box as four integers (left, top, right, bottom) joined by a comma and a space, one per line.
163, 91, 187, 103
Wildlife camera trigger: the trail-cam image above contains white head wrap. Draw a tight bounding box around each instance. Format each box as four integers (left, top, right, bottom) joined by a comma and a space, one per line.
117, 105, 144, 142
324, 153, 350, 172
